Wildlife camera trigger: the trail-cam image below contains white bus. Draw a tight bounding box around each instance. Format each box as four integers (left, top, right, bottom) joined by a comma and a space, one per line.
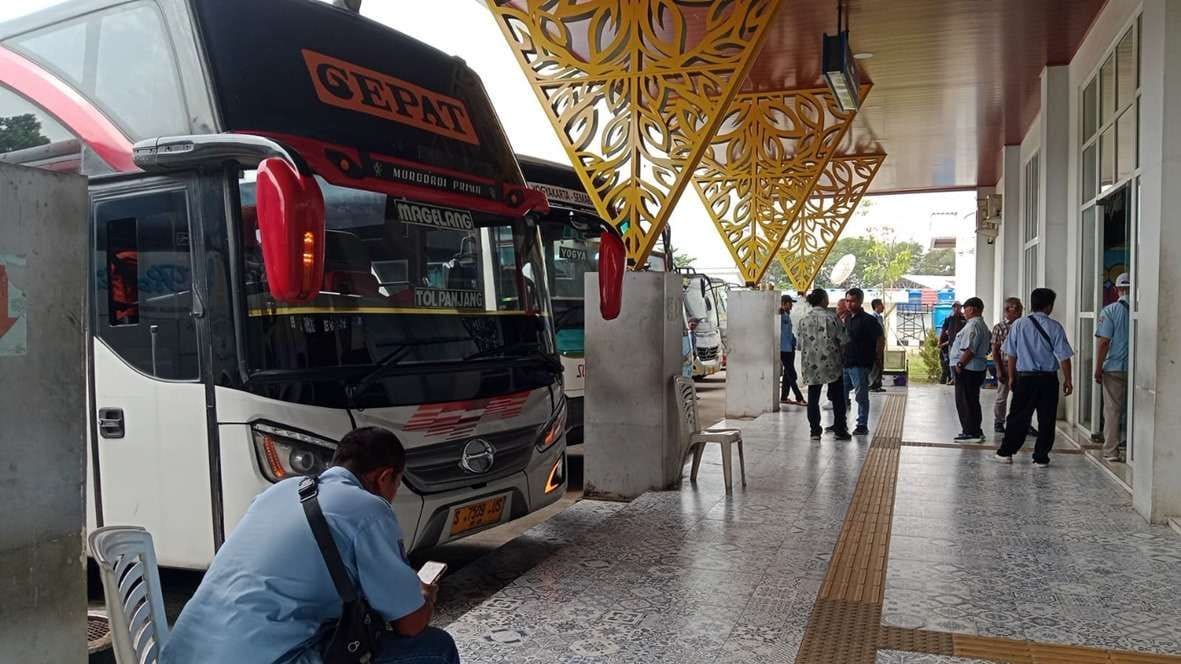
0, 0, 623, 568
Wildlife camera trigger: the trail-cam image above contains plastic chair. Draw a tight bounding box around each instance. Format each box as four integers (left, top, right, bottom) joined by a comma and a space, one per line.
674, 375, 747, 494
88, 526, 170, 664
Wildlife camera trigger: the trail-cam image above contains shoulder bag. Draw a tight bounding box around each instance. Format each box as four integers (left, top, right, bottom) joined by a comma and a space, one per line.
299, 476, 387, 664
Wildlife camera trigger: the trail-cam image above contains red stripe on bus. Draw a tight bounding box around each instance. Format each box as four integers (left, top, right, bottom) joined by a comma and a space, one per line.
0, 46, 136, 172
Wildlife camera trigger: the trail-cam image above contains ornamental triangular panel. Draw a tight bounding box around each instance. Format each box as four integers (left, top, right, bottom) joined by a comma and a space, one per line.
777, 154, 886, 292
487, 0, 781, 265
692, 86, 863, 286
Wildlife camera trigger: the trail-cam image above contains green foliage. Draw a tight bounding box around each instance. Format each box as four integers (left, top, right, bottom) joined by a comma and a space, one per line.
0, 114, 50, 153
913, 248, 955, 276
917, 330, 943, 383
672, 249, 696, 269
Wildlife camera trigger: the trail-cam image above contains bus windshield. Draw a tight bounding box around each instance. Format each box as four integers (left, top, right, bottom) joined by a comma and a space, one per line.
683, 275, 716, 329
238, 174, 555, 408
540, 219, 599, 356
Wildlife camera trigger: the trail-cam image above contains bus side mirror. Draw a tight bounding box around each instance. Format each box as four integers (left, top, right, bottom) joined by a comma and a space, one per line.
598, 229, 625, 320
255, 157, 326, 303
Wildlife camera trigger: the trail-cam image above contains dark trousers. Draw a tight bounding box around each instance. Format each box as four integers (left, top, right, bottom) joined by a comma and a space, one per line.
999, 373, 1059, 463
807, 379, 848, 435
939, 350, 951, 384
954, 369, 985, 436
781, 351, 804, 401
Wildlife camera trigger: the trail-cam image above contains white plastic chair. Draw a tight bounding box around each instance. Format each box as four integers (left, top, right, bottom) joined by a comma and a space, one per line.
88, 526, 170, 664
674, 375, 747, 494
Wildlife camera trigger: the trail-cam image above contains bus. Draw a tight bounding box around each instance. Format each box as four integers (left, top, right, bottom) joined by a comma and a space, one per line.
0, 0, 623, 568
679, 270, 724, 379
517, 155, 624, 447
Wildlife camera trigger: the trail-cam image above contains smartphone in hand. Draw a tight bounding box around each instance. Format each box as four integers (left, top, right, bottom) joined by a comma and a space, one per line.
417, 561, 447, 586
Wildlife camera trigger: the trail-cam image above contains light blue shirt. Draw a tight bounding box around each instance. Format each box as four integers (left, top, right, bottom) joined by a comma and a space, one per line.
780, 312, 795, 352
951, 317, 991, 372
162, 467, 424, 664
1002, 312, 1075, 373
1095, 298, 1130, 372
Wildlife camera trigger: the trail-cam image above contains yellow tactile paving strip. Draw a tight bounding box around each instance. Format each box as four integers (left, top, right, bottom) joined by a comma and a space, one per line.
794, 394, 1181, 664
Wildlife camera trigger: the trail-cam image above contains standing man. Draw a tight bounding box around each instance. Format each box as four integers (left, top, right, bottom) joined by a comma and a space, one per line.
1094, 273, 1131, 462
780, 294, 806, 405
797, 288, 851, 441
842, 288, 884, 436
836, 296, 851, 324
869, 298, 887, 392
939, 301, 966, 385
995, 288, 1074, 467
991, 297, 1024, 433
951, 297, 992, 443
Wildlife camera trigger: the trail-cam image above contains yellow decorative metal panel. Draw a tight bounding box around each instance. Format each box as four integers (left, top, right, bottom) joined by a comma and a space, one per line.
486, 0, 781, 265
777, 154, 886, 292
693, 86, 863, 286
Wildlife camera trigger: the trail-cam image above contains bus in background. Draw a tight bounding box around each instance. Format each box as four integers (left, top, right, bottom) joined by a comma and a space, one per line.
679, 269, 723, 379
0, 0, 624, 568
517, 155, 611, 447
708, 277, 732, 369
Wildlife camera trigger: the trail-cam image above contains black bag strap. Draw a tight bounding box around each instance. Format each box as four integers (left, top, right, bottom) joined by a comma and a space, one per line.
1118, 299, 1130, 311
299, 476, 358, 603
1027, 315, 1055, 355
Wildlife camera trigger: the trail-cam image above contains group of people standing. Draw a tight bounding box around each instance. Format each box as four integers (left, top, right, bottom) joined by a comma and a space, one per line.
780, 288, 884, 440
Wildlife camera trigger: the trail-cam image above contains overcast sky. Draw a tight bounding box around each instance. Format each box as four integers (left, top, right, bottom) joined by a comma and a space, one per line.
3, 0, 975, 281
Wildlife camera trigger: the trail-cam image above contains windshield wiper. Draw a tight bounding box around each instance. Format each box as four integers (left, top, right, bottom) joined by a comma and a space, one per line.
346, 336, 471, 401
463, 341, 563, 374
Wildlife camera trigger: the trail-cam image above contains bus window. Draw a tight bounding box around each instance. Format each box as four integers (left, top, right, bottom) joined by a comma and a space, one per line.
94, 189, 198, 380
0, 85, 81, 172
5, 1, 188, 140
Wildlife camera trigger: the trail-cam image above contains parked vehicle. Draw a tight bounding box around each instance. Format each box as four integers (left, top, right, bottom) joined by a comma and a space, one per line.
679, 270, 723, 379
0, 0, 623, 567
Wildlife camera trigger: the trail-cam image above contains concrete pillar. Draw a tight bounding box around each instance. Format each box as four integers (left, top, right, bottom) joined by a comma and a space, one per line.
972, 195, 996, 320
995, 146, 1023, 313
1130, 0, 1181, 522
583, 271, 685, 500
0, 164, 88, 661
724, 289, 779, 418
1039, 66, 1071, 304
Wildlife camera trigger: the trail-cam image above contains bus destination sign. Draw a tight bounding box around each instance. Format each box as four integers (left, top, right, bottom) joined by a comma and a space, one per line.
395, 200, 475, 231
414, 288, 485, 310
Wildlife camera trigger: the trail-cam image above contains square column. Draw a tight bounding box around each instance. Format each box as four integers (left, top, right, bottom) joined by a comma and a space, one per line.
584, 271, 686, 500
994, 145, 1023, 315
725, 289, 780, 418
972, 190, 996, 318
1039, 66, 1071, 305
1130, 0, 1181, 522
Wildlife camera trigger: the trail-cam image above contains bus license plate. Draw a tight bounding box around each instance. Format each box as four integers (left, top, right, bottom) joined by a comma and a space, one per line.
450, 496, 506, 536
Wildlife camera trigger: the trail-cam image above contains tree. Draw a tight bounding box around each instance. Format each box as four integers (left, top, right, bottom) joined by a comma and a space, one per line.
913, 248, 955, 275
0, 114, 50, 153
672, 249, 696, 269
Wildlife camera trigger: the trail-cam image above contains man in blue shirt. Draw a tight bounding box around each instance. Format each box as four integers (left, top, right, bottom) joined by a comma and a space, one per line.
162, 427, 459, 664
1094, 272, 1131, 461
995, 288, 1075, 467
951, 297, 992, 443
780, 294, 805, 404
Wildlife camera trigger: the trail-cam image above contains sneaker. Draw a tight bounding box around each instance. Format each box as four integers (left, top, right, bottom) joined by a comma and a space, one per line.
994, 424, 1006, 434
955, 433, 984, 443
1033, 460, 1050, 469
953, 433, 972, 442
991, 453, 1013, 464
852, 426, 870, 436
833, 431, 853, 441
824, 424, 837, 433
810, 432, 822, 441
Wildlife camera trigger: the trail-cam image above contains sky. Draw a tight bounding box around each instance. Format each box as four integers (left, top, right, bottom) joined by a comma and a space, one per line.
2, 0, 976, 281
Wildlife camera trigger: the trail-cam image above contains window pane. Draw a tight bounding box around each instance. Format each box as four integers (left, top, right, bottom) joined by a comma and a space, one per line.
1117, 109, 1136, 182
1117, 28, 1135, 110
1024, 155, 1039, 243
94, 190, 198, 380
1082, 144, 1097, 202
1083, 79, 1098, 141
1079, 317, 1094, 428
0, 85, 80, 172
9, 1, 188, 140
1136, 99, 1141, 168
1100, 55, 1116, 124
1081, 206, 1096, 313
1024, 246, 1039, 293
1137, 15, 1143, 89
1101, 127, 1115, 193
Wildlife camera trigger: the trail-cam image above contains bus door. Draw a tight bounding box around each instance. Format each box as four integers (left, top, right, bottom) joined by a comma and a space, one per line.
89, 176, 217, 569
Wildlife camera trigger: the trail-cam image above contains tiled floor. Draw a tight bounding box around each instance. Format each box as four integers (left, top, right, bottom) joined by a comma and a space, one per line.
442, 384, 1181, 662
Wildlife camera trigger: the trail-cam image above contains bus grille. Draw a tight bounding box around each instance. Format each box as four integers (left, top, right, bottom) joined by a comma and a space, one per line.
402, 426, 536, 494
696, 346, 719, 361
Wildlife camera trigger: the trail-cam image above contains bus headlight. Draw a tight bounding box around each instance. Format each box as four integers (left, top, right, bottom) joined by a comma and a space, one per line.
536, 398, 568, 451
251, 422, 336, 482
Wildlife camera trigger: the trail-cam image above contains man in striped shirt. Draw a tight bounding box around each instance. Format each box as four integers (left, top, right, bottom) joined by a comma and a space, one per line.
991, 297, 1023, 433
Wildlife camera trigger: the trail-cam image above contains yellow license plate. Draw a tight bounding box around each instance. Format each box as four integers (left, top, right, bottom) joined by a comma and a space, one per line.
450, 496, 506, 536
